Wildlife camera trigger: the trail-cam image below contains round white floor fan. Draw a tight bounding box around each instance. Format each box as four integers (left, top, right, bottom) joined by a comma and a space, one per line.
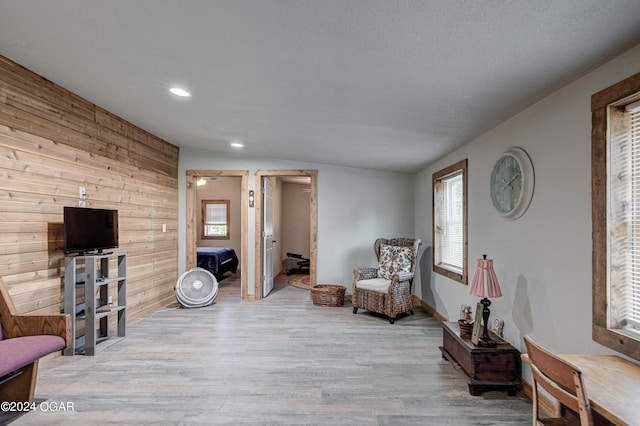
175, 267, 218, 308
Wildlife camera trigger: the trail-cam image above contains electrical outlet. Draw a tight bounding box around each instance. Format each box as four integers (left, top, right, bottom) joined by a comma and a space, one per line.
79, 187, 86, 207
162, 224, 167, 233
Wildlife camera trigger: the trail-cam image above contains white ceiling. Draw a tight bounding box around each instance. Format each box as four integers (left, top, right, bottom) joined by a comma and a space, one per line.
2, 1, 640, 173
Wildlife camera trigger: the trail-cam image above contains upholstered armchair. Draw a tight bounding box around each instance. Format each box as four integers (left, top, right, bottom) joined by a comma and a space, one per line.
352, 238, 421, 324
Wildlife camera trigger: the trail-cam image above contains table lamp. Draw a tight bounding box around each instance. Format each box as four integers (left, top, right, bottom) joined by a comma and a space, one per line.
469, 254, 502, 347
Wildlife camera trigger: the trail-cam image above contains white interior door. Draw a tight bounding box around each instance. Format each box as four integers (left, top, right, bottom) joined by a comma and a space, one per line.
262, 178, 274, 297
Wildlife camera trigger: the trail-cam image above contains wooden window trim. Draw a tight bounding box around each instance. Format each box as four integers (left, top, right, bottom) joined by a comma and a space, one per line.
432, 159, 468, 285
592, 71, 640, 360
201, 199, 230, 240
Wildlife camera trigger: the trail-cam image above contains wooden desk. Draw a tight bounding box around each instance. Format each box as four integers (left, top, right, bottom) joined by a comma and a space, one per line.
561, 355, 640, 426
523, 353, 640, 426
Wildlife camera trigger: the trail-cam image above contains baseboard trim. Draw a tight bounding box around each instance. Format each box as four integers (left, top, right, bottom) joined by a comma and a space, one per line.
412, 295, 447, 322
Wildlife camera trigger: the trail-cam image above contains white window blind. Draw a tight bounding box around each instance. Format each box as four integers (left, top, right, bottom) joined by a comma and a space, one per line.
205, 203, 227, 226
609, 104, 640, 332
629, 108, 640, 328
441, 173, 463, 270
434, 171, 464, 275
202, 200, 229, 239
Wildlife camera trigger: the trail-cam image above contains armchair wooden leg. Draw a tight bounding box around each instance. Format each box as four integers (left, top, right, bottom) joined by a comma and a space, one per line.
353, 307, 358, 314
0, 360, 38, 403
389, 317, 395, 324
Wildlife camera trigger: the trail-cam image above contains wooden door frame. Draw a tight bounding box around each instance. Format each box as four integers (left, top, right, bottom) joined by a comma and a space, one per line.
186, 170, 249, 299
254, 170, 317, 299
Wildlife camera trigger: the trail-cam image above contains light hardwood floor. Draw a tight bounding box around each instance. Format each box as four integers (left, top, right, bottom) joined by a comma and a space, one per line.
3, 274, 532, 425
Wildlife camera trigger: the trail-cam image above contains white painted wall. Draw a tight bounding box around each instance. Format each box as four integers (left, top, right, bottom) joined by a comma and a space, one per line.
179, 152, 414, 296
414, 43, 640, 363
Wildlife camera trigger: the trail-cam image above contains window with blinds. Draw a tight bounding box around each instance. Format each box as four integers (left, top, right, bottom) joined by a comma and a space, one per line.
627, 106, 640, 329
592, 73, 640, 360
201, 199, 230, 239
440, 173, 463, 269
433, 159, 468, 284
608, 101, 640, 335
626, 105, 640, 330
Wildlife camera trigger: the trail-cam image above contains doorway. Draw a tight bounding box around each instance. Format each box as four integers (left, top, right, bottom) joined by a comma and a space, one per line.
255, 170, 317, 299
186, 170, 249, 299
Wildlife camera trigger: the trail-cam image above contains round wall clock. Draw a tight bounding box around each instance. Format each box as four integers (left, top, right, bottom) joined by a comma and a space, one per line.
490, 147, 534, 220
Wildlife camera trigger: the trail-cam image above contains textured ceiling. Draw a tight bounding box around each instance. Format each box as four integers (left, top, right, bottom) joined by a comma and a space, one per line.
2, 1, 640, 173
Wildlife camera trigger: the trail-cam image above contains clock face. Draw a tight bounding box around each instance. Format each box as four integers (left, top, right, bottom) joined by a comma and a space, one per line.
491, 154, 522, 214
490, 147, 534, 220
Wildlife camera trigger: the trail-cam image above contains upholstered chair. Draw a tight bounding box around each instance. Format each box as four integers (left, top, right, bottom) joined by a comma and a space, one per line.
352, 238, 421, 324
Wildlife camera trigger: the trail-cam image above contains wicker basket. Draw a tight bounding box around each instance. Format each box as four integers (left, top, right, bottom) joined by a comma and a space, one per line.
311, 284, 345, 307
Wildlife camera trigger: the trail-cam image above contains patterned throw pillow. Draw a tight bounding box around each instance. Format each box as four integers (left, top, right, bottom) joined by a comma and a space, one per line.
378, 245, 413, 279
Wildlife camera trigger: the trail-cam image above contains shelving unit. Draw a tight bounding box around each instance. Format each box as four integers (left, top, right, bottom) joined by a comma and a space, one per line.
63, 253, 126, 355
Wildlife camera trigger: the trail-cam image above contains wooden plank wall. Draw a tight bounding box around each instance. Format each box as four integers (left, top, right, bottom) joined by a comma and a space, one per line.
0, 55, 179, 323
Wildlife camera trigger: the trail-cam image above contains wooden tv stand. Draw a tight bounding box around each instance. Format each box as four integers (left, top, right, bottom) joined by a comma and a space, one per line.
439, 321, 520, 396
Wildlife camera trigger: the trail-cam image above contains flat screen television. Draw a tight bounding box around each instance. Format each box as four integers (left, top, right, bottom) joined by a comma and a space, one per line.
64, 206, 119, 255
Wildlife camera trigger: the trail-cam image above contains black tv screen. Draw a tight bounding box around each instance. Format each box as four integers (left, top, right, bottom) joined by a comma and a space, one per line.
64, 207, 119, 254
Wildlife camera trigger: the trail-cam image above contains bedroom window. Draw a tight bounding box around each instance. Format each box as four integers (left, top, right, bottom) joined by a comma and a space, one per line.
592, 72, 640, 361
202, 199, 230, 239
432, 159, 468, 284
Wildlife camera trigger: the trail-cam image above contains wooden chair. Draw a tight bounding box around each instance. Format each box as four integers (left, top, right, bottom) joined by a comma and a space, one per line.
352, 238, 421, 324
523, 336, 593, 426
0, 277, 71, 403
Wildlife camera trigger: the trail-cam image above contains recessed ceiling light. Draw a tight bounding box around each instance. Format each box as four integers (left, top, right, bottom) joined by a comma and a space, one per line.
169, 87, 190, 97
230, 142, 244, 148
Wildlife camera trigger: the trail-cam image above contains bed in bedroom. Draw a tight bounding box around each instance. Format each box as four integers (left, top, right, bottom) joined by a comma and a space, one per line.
197, 247, 239, 281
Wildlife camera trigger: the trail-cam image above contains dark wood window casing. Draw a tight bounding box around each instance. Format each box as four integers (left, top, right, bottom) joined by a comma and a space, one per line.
592, 71, 640, 361
432, 159, 468, 285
